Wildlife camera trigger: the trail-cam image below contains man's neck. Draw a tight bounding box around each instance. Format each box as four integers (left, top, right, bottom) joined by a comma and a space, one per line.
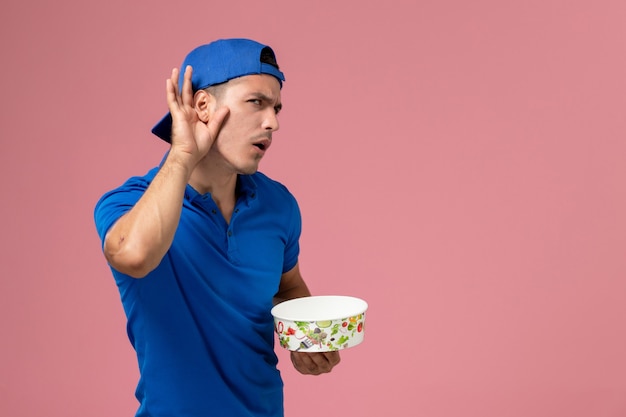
188, 158, 238, 224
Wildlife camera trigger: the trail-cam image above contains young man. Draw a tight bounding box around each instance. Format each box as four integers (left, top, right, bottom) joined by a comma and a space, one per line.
94, 38, 340, 417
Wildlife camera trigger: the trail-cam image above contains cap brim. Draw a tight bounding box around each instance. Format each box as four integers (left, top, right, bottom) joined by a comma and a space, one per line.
151, 113, 173, 142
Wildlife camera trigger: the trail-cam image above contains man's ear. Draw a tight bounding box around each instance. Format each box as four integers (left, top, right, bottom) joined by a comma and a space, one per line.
194, 90, 216, 123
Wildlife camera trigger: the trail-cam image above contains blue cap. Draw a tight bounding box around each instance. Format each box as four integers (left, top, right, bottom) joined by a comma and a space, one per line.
151, 38, 286, 142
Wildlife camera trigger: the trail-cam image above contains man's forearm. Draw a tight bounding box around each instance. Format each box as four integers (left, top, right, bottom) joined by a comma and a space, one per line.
103, 152, 193, 278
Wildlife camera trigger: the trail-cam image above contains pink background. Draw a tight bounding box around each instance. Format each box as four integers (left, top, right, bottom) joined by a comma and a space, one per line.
2, 1, 625, 416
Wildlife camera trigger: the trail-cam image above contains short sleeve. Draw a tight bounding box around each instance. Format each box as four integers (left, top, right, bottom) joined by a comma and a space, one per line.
282, 193, 301, 273
94, 175, 151, 247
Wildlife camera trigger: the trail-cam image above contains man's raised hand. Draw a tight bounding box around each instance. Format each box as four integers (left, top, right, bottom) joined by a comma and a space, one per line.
166, 65, 229, 166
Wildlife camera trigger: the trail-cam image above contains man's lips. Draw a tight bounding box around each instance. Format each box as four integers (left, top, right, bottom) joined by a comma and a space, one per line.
253, 138, 272, 151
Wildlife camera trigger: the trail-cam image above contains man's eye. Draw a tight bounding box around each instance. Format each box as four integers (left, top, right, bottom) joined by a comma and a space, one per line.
248, 99, 262, 105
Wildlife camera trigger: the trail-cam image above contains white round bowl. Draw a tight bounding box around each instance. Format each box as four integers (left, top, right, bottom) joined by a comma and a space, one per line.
271, 295, 368, 352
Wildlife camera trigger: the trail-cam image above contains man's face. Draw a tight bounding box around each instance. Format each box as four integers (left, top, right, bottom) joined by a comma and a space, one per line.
209, 74, 282, 175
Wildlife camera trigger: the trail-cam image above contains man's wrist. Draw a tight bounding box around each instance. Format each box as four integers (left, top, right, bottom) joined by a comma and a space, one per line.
164, 149, 197, 178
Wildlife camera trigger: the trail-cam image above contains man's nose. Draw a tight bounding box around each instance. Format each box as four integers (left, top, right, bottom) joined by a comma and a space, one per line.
263, 110, 280, 131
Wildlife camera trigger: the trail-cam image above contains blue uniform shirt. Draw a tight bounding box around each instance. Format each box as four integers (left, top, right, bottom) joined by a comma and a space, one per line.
94, 164, 301, 417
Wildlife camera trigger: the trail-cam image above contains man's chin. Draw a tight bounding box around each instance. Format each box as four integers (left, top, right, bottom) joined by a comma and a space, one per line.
238, 165, 260, 175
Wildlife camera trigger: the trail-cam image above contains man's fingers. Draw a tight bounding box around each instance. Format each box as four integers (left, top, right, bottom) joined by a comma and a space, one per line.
291, 352, 318, 374
166, 68, 181, 113
307, 353, 331, 373
291, 351, 340, 375
314, 352, 340, 371
207, 107, 230, 139
181, 65, 194, 107
324, 351, 341, 367
170, 67, 179, 93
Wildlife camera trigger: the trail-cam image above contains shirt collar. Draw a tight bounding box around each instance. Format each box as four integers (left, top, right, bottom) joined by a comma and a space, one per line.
157, 152, 260, 202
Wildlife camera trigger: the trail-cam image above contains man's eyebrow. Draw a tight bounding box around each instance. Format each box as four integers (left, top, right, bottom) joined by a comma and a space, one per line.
250, 92, 282, 110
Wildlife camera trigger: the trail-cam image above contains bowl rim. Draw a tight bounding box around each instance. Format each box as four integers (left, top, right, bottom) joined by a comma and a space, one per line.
271, 295, 368, 322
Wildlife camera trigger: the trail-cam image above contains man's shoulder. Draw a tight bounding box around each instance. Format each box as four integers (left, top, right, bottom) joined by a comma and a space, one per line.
251, 170, 282, 185
93, 166, 161, 241
250, 171, 294, 198
94, 167, 159, 218
102, 167, 159, 195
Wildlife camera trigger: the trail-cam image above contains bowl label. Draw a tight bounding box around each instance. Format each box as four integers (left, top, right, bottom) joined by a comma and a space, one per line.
275, 313, 366, 351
